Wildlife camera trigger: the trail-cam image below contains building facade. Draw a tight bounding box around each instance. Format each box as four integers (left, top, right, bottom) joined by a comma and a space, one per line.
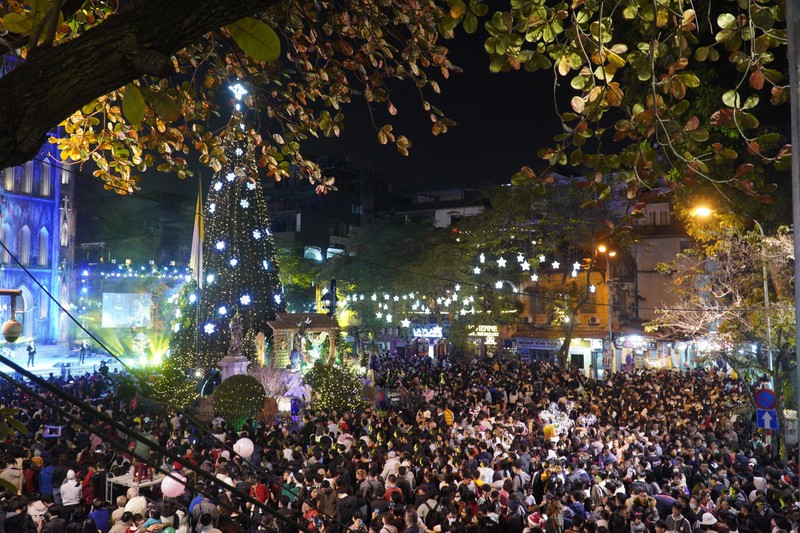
0, 150, 76, 343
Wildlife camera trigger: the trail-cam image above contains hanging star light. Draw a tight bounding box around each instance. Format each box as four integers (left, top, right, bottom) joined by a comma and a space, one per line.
240, 199, 250, 208
386, 314, 393, 322
517, 253, 525, 263
479, 253, 486, 264
376, 312, 383, 319
240, 294, 252, 305
495, 281, 503, 289
218, 306, 228, 315
521, 260, 530, 271
262, 260, 270, 270
273, 294, 282, 304
209, 203, 216, 214
400, 318, 411, 328
393, 296, 399, 302
213, 181, 223, 191
226, 172, 236, 182
172, 323, 180, 333
531, 274, 539, 282
573, 261, 581, 271
383, 293, 390, 300
204, 323, 216, 334
252, 229, 262, 240
454, 284, 461, 292
371, 293, 378, 301
552, 261, 560, 269
235, 147, 243, 156
206, 273, 215, 284
189, 294, 197, 303
229, 258, 238, 267
589, 285, 596, 293
246, 181, 256, 190
539, 254, 546, 263
497, 257, 507, 268
474, 266, 481, 274
215, 241, 225, 251
571, 270, 578, 278
359, 294, 365, 300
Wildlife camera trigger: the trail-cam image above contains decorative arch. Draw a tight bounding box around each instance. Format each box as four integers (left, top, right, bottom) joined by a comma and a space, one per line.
37, 227, 49, 266
60, 221, 69, 247
18, 225, 30, 264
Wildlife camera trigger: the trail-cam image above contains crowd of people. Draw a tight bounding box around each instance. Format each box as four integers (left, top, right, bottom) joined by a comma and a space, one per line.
1, 352, 798, 533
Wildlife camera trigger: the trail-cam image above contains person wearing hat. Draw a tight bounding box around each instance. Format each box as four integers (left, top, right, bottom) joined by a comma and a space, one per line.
698, 511, 718, 530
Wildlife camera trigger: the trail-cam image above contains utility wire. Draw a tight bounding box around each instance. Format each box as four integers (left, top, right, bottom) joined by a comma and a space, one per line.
0, 238, 352, 531
0, 354, 313, 533
28, 156, 779, 314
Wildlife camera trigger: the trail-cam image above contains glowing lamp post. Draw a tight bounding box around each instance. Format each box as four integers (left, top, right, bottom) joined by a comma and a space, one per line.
596, 246, 616, 373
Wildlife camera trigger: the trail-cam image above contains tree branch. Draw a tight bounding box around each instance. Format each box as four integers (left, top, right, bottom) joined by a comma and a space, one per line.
0, 0, 282, 169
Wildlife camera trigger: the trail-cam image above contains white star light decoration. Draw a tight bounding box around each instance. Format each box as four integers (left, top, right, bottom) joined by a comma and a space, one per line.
589, 285, 596, 293
517, 253, 525, 263
252, 229, 262, 240
479, 253, 486, 264
539, 254, 546, 263
474, 266, 481, 274
218, 306, 228, 315
204, 323, 215, 334
386, 314, 393, 322
371, 293, 377, 301
226, 172, 236, 182
206, 274, 215, 284
455, 284, 461, 292
229, 258, 238, 267
240, 199, 250, 208
273, 294, 282, 304
552, 261, 560, 269
376, 312, 383, 319
172, 323, 180, 333
401, 318, 411, 328
209, 203, 216, 214
189, 294, 197, 303
497, 257, 507, 268
230, 83, 248, 100
235, 148, 243, 156
240, 294, 251, 305
262, 260, 270, 270
495, 281, 503, 289
573, 262, 581, 271
531, 274, 539, 282
246, 181, 256, 190
213, 181, 223, 191
521, 260, 531, 271
216, 241, 225, 251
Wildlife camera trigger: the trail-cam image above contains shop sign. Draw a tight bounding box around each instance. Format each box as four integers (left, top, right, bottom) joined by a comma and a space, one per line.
413, 326, 443, 338
515, 338, 561, 350
468, 325, 499, 345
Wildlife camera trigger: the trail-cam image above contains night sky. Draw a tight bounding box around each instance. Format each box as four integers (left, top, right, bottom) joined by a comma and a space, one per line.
303, 31, 561, 189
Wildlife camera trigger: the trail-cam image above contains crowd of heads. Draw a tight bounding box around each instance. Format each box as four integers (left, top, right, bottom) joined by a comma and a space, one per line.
1, 352, 799, 533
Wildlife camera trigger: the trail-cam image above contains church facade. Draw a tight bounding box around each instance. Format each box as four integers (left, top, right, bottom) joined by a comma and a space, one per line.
0, 145, 76, 343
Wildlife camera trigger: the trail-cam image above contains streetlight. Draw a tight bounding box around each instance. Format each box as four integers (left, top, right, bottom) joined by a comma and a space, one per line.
0, 289, 23, 342
597, 246, 616, 373
692, 207, 773, 385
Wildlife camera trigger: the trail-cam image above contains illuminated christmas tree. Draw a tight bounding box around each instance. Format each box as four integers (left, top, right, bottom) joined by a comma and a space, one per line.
165, 85, 284, 381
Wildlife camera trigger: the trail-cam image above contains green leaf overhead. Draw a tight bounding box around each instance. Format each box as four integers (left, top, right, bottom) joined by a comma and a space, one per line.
121, 84, 145, 125
225, 17, 280, 62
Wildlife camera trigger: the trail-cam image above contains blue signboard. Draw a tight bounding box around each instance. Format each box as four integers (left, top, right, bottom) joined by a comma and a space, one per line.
757, 409, 779, 430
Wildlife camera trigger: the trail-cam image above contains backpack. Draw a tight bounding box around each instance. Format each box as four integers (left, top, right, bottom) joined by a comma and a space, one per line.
422, 501, 442, 528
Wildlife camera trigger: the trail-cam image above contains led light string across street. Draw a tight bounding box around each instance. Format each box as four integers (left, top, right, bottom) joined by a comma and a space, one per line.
0, 237, 350, 531
30, 156, 778, 314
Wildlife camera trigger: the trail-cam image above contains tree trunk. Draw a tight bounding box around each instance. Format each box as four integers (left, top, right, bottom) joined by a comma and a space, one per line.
0, 0, 281, 169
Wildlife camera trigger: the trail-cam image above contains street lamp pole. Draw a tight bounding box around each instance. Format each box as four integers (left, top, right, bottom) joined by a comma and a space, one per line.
597, 246, 616, 373
752, 220, 773, 386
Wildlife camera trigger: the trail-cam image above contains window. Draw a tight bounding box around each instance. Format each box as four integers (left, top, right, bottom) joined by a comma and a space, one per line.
60, 221, 69, 247
18, 225, 30, 264
660, 210, 670, 225
22, 162, 33, 193
0, 223, 9, 263
61, 167, 70, 185
40, 162, 51, 197
527, 288, 547, 315
37, 228, 49, 266
2, 167, 13, 191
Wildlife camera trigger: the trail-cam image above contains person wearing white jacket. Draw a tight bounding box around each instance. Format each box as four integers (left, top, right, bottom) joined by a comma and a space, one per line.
60, 469, 83, 508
